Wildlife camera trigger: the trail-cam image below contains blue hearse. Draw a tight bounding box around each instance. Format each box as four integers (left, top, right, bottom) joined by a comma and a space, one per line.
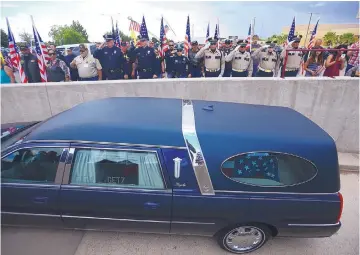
1, 98, 342, 254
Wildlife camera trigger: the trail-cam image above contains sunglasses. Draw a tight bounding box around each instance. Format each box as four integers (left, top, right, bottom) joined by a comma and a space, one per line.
48, 53, 55, 56
169, 44, 174, 47
210, 43, 217, 45
80, 50, 85, 53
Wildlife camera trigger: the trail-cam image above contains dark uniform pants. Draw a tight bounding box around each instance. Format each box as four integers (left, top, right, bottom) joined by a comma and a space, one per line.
138, 71, 153, 79
223, 68, 232, 77
232, 71, 248, 77
106, 69, 124, 80
284, 70, 299, 77
205, 71, 221, 78
256, 70, 274, 77
191, 68, 202, 78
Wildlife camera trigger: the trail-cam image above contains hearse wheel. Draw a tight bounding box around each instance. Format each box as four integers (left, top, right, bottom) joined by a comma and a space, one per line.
217, 224, 270, 254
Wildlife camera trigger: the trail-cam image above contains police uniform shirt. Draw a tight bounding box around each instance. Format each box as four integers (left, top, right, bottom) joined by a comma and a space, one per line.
280, 46, 303, 69
195, 47, 224, 72
94, 46, 127, 73
252, 48, 278, 71
172, 55, 189, 75
134, 46, 157, 72
72, 54, 102, 78
165, 50, 176, 72
225, 50, 253, 76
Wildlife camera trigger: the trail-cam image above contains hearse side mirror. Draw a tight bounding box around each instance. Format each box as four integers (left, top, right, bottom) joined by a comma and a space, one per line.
173, 157, 182, 178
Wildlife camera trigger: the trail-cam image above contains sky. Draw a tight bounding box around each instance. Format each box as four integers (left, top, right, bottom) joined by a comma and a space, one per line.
1, 0, 359, 43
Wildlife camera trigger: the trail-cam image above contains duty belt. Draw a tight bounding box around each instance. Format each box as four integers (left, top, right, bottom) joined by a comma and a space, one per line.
109, 68, 122, 73
285, 68, 299, 72
258, 66, 273, 73
140, 68, 152, 72
232, 69, 246, 72
206, 68, 220, 72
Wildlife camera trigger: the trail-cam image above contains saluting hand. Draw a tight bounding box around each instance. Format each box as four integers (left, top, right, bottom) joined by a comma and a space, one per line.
124, 74, 129, 79
188, 74, 192, 78
153, 74, 158, 78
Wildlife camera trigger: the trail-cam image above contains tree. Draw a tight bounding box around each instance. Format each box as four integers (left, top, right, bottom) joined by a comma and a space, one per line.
267, 34, 287, 44
48, 25, 87, 45
19, 30, 33, 45
1, 29, 8, 47
70, 20, 89, 42
338, 33, 356, 45
323, 32, 338, 46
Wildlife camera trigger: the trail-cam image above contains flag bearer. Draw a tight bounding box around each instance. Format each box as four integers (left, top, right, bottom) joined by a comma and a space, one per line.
221, 39, 233, 77
195, 39, 225, 78
252, 41, 279, 77
278, 37, 303, 77
225, 40, 253, 77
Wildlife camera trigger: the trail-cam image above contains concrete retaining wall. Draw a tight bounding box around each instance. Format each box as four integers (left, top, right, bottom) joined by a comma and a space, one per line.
1, 77, 359, 153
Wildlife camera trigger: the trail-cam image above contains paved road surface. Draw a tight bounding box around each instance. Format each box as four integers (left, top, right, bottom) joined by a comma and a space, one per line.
2, 173, 359, 255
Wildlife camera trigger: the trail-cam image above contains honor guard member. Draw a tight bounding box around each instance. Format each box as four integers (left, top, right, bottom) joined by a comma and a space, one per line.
121, 41, 134, 79
188, 41, 202, 78
154, 46, 164, 78
278, 37, 302, 77
221, 39, 233, 77
169, 45, 190, 78
225, 40, 253, 77
252, 41, 279, 77
132, 36, 158, 79
93, 34, 128, 80
165, 40, 176, 78
195, 39, 225, 77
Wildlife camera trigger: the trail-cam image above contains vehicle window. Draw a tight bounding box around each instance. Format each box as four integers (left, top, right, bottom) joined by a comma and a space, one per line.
1, 148, 63, 183
221, 152, 318, 187
69, 149, 165, 189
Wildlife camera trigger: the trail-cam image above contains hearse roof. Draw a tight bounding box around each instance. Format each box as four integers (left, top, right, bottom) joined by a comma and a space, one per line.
24, 97, 334, 150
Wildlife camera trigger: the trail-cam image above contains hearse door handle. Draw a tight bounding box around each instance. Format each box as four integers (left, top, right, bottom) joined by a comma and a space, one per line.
32, 197, 48, 204
144, 202, 160, 210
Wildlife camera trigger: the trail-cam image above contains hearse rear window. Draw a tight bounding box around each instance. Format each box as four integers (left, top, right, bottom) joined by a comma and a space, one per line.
69, 149, 165, 189
221, 152, 317, 187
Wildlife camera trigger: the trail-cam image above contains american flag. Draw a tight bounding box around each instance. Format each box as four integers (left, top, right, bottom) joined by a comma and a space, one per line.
286, 17, 296, 46
246, 24, 252, 48
140, 16, 149, 40
129, 20, 141, 32
222, 153, 280, 182
115, 20, 121, 47
32, 17, 49, 82
159, 17, 168, 58
164, 25, 170, 35
307, 19, 320, 49
6, 17, 27, 83
214, 24, 218, 40
184, 15, 191, 57
205, 23, 210, 43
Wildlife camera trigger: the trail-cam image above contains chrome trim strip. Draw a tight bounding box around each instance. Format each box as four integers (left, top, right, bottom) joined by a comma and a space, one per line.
182, 99, 214, 196
23, 140, 187, 149
1, 183, 60, 188
215, 190, 338, 195
288, 222, 340, 227
1, 145, 68, 159
62, 215, 170, 223
54, 148, 69, 184
61, 185, 172, 193
62, 148, 75, 184
2, 212, 61, 217
63, 146, 167, 189
172, 221, 215, 225
220, 150, 319, 188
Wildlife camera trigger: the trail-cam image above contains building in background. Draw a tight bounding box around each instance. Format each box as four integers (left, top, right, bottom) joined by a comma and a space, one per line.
282, 23, 359, 46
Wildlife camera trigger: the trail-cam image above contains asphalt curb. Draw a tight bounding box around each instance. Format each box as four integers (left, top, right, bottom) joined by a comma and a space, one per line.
338, 152, 359, 172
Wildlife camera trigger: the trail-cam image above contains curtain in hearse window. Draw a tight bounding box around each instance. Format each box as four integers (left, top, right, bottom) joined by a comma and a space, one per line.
69, 149, 164, 189
221, 152, 318, 187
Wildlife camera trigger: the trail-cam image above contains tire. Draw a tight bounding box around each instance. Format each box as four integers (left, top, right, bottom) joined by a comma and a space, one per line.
217, 223, 271, 254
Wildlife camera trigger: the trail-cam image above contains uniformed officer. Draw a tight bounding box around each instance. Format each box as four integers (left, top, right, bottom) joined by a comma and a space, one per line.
93, 35, 128, 80
252, 41, 279, 77
195, 39, 225, 77
165, 40, 176, 78
188, 41, 202, 78
225, 40, 253, 77
153, 46, 164, 78
221, 39, 233, 77
120, 41, 134, 79
169, 45, 190, 78
278, 37, 302, 77
131, 36, 158, 79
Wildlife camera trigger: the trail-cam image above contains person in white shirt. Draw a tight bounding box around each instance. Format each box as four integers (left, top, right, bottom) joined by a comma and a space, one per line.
70, 44, 102, 81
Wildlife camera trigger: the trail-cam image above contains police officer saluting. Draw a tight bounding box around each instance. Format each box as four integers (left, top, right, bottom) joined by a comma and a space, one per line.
169, 45, 190, 78
132, 36, 158, 79
93, 34, 128, 80
221, 39, 233, 77
278, 37, 302, 77
252, 41, 279, 77
188, 41, 202, 78
164, 40, 176, 78
195, 38, 225, 77
225, 40, 253, 77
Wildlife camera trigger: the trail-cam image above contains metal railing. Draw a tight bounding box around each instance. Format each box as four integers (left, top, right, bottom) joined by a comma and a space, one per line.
281, 48, 359, 78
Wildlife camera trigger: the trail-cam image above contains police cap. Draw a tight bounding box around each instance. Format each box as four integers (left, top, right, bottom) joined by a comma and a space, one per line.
79, 44, 87, 51
104, 34, 114, 41
191, 40, 198, 46
176, 44, 183, 51
225, 39, 231, 44
293, 37, 301, 43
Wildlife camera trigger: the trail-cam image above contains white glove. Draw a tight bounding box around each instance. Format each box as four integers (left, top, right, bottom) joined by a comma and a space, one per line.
235, 45, 240, 51
204, 42, 210, 50
218, 74, 223, 77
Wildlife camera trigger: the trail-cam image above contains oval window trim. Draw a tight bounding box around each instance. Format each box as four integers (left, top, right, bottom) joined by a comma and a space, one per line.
220, 151, 318, 187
